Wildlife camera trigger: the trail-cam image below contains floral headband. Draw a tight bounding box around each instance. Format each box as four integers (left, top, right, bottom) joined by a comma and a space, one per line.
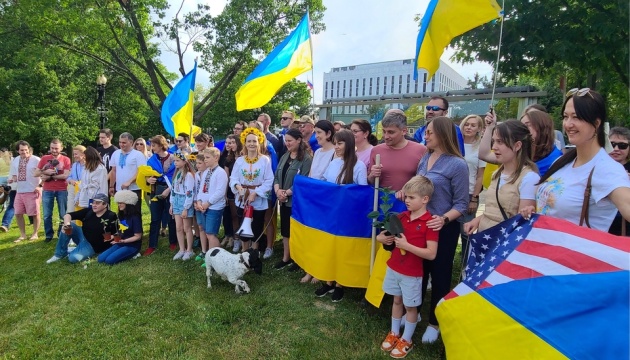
174, 152, 187, 161
240, 127, 265, 146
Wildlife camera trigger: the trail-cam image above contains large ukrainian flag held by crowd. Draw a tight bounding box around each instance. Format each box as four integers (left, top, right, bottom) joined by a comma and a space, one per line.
161, 62, 197, 138
235, 13, 312, 111
414, 0, 501, 80
290, 175, 374, 287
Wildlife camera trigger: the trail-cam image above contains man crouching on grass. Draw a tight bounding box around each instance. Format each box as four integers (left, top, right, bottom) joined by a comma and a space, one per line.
377, 176, 438, 358
46, 193, 118, 264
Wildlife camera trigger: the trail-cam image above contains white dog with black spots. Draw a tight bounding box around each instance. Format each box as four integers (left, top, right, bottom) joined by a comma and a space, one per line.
205, 247, 263, 293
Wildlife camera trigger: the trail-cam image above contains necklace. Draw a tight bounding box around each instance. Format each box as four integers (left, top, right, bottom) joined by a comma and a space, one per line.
244, 156, 259, 165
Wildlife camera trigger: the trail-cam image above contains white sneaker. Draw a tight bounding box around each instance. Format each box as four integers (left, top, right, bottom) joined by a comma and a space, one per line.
263, 248, 273, 259
421, 326, 440, 344
132, 253, 141, 260
173, 250, 185, 260
46, 255, 63, 264
232, 240, 241, 253
182, 251, 194, 261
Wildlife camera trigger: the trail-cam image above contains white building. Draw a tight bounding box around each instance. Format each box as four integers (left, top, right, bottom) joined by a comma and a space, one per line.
321, 59, 467, 119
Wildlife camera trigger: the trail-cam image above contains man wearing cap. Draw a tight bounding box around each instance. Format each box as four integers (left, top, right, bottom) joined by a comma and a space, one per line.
298, 115, 321, 152
46, 193, 118, 264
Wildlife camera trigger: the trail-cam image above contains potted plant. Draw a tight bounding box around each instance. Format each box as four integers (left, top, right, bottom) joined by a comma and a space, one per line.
367, 187, 399, 251
101, 218, 112, 241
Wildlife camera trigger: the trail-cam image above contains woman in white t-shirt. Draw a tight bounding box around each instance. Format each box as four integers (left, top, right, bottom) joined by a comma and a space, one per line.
309, 120, 336, 181
464, 121, 539, 233
520, 89, 630, 231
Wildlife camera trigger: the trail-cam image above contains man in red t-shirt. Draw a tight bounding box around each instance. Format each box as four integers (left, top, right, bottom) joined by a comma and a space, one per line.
377, 175, 438, 358
35, 139, 71, 242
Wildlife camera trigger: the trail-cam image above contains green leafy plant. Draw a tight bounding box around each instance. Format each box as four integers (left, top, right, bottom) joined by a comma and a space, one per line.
367, 187, 398, 233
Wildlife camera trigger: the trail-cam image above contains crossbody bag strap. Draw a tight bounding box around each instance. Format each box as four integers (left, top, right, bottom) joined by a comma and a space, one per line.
495, 173, 509, 221
579, 167, 596, 228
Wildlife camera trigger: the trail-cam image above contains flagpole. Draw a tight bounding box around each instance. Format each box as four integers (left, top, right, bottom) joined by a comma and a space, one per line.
190, 57, 198, 143
489, 0, 506, 112
307, 9, 316, 117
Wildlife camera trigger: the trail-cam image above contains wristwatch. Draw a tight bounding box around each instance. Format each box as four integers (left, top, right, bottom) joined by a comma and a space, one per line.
442, 215, 450, 225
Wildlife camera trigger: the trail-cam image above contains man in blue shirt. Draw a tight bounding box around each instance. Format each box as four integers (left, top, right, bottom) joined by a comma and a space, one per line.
413, 96, 465, 156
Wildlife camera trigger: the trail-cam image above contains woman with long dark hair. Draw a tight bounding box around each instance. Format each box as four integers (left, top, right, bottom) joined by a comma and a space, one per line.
415, 116, 469, 344
520, 89, 630, 231
75, 146, 108, 209
219, 134, 243, 250
350, 119, 378, 169
273, 128, 313, 270
309, 120, 336, 180
464, 120, 539, 233
314, 129, 368, 302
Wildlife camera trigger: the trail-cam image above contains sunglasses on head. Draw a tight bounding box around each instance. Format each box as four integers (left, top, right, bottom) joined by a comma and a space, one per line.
426, 105, 446, 111
611, 141, 630, 150
566, 88, 594, 99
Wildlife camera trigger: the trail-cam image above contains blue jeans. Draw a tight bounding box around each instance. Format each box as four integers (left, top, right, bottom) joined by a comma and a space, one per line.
54, 223, 96, 263
98, 244, 138, 265
2, 190, 16, 228
42, 190, 68, 239
149, 196, 176, 248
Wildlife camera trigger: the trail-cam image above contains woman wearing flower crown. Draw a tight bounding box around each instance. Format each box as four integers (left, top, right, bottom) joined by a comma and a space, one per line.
229, 127, 274, 253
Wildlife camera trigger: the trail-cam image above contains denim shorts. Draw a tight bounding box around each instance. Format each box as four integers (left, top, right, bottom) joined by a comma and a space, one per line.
200, 209, 222, 235
171, 193, 193, 217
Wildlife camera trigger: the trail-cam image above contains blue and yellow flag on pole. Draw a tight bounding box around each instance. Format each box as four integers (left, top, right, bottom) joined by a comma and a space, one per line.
161, 62, 197, 138
235, 13, 312, 111
414, 0, 501, 80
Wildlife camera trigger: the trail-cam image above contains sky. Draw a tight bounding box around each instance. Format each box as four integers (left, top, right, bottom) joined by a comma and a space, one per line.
159, 0, 495, 104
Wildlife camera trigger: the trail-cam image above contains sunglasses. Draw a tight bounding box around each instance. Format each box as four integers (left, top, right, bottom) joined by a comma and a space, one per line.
611, 141, 630, 150
175, 139, 184, 143
426, 105, 446, 111
566, 88, 594, 99
281, 117, 293, 120
135, 143, 144, 146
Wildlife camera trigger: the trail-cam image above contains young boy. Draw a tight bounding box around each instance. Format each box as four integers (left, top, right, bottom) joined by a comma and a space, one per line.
195, 148, 228, 254
377, 175, 438, 358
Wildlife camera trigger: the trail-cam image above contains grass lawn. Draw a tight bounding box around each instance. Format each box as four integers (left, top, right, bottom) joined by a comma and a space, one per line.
0, 202, 463, 359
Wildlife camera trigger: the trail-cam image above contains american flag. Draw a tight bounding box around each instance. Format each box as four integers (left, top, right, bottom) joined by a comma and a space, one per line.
444, 214, 630, 301
306, 80, 314, 90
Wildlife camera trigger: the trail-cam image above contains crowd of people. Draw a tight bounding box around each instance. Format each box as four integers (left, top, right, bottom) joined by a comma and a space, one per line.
1, 89, 629, 358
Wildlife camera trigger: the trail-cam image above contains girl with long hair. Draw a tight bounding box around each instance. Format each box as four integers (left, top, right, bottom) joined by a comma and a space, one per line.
273, 128, 313, 270
464, 120, 539, 233
170, 152, 196, 260
350, 119, 378, 169
97, 190, 143, 265
315, 129, 368, 302
75, 147, 108, 209
229, 127, 274, 253
520, 89, 630, 231
415, 116, 469, 344
220, 134, 243, 250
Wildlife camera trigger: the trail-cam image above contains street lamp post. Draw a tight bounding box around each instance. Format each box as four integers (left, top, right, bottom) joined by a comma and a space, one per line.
96, 74, 108, 129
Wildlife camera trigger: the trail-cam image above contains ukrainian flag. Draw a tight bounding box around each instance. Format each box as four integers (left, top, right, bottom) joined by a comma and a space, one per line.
161, 62, 197, 138
235, 13, 312, 111
290, 175, 374, 288
414, 0, 501, 80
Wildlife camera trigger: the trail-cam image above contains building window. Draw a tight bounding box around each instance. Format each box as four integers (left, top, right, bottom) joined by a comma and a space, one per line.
369, 78, 373, 95
431, 76, 435, 92
325, 82, 328, 99
383, 76, 387, 95
391, 76, 395, 93
423, 73, 427, 93
336, 81, 340, 98
349, 80, 353, 97
376, 77, 380, 95
399, 75, 402, 93
406, 74, 410, 93
414, 77, 418, 93
343, 80, 346, 97
356, 79, 359, 96
362, 79, 366, 96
